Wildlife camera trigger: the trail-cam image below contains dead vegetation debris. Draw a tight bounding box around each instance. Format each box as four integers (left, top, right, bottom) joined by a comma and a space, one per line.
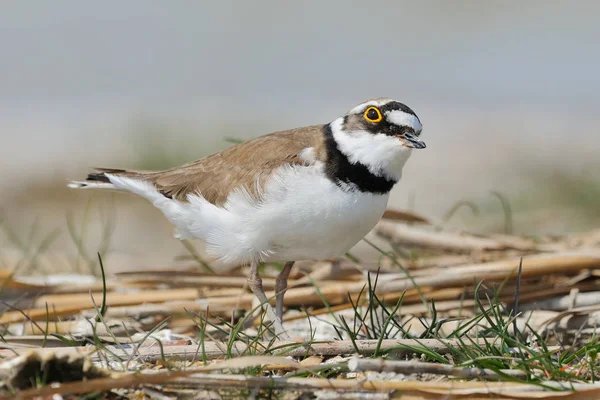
1, 209, 600, 398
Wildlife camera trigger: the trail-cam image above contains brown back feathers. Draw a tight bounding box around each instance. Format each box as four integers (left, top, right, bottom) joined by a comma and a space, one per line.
88, 125, 327, 206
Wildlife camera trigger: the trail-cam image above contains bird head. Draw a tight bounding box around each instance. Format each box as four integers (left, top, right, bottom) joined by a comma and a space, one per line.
329, 98, 425, 181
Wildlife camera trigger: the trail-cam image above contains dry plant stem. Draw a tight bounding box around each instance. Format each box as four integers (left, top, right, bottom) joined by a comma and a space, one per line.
97, 301, 236, 319
227, 251, 600, 307
348, 357, 528, 379
378, 250, 600, 292
520, 291, 600, 311
275, 261, 294, 321
381, 209, 431, 224
376, 221, 539, 252
9, 372, 600, 400
119, 274, 278, 289
33, 288, 199, 308
0, 338, 497, 362
146, 377, 600, 397
3, 251, 597, 325
0, 304, 89, 325
111, 338, 478, 362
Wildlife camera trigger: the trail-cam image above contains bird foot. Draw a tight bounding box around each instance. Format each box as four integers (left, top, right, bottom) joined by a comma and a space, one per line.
251, 297, 290, 340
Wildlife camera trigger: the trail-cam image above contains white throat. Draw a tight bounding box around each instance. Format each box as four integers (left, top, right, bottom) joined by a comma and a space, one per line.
330, 117, 412, 181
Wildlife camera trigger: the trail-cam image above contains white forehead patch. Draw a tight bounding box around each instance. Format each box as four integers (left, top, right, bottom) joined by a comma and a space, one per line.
386, 110, 422, 133
348, 98, 393, 115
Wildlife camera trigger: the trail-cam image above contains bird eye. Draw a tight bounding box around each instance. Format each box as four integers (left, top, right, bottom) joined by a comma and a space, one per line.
364, 107, 382, 123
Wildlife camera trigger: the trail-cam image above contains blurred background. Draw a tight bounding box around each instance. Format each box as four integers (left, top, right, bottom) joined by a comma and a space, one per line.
1, 1, 598, 274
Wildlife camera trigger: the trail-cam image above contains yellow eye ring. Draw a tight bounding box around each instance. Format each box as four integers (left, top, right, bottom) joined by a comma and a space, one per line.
364, 106, 383, 123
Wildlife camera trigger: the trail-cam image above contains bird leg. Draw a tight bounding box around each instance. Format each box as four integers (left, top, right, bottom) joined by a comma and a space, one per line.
247, 261, 288, 339
275, 261, 295, 321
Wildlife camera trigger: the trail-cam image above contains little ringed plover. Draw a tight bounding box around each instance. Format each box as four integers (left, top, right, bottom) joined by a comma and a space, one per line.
69, 98, 426, 336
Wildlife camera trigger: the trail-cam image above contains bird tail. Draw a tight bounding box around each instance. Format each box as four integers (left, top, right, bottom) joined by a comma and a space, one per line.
68, 168, 149, 190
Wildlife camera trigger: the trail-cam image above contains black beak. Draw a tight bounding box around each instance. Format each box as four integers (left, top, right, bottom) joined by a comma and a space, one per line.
401, 132, 426, 149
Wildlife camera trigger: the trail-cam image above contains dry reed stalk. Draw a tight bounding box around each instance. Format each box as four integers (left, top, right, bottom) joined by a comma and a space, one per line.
520, 291, 600, 311
59, 277, 600, 327
376, 221, 540, 252
4, 251, 597, 325
0, 269, 49, 290
1, 335, 79, 348
483, 232, 565, 252
404, 254, 476, 269
116, 269, 240, 278
0, 338, 495, 362
9, 369, 600, 400
537, 305, 600, 328
118, 274, 278, 289
378, 251, 600, 292
174, 375, 600, 398
95, 300, 234, 319
201, 287, 247, 298
381, 209, 431, 224
0, 304, 89, 325
0, 269, 12, 281
97, 338, 497, 362
1, 292, 206, 325
504, 281, 600, 307
33, 288, 199, 308
5, 254, 598, 326
348, 357, 528, 378
8, 321, 87, 336
8, 317, 144, 338
30, 281, 127, 293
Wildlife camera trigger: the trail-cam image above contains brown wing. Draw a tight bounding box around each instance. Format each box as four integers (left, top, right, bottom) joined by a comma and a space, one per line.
91, 125, 327, 205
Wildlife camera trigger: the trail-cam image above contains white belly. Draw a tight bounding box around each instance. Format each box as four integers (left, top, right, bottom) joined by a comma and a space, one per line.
260, 174, 389, 263
180, 164, 389, 267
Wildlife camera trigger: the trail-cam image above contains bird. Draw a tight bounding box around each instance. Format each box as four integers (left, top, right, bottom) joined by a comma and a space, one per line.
68, 98, 426, 337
